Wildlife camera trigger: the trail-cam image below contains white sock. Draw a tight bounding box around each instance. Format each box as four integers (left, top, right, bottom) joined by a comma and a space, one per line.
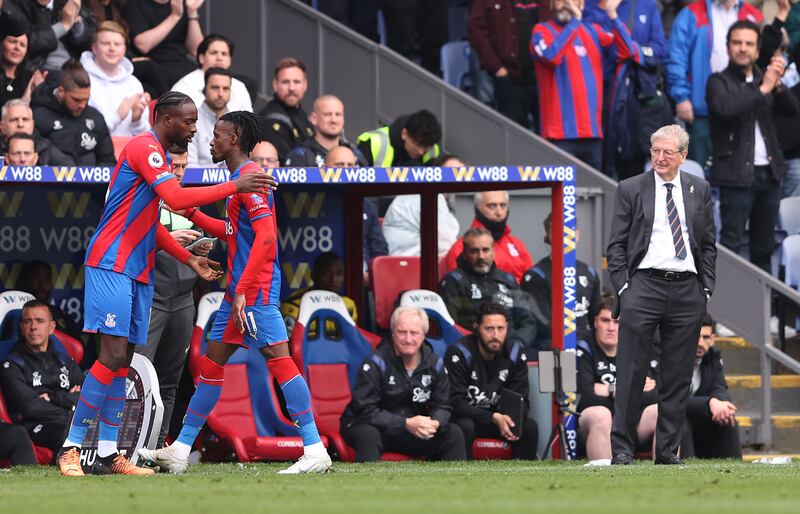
62, 439, 81, 449
170, 441, 192, 460
304, 442, 327, 458
97, 440, 118, 458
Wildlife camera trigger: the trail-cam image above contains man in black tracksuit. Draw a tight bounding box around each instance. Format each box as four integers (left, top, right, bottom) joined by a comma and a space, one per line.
31, 60, 115, 166
439, 227, 540, 351
521, 213, 601, 348
340, 306, 466, 461
680, 314, 741, 459
258, 57, 314, 164
0, 300, 84, 451
445, 302, 538, 459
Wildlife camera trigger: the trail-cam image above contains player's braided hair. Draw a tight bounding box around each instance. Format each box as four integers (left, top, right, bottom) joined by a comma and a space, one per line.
153, 91, 194, 121
219, 111, 264, 155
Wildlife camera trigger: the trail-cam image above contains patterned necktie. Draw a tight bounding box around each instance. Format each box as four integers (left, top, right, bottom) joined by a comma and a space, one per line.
665, 183, 687, 260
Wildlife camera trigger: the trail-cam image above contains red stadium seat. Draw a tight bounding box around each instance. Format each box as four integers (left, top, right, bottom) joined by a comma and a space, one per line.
437, 254, 450, 280
0, 389, 53, 466
369, 256, 421, 329
112, 136, 132, 160
52, 329, 83, 364
471, 438, 513, 460
148, 98, 157, 126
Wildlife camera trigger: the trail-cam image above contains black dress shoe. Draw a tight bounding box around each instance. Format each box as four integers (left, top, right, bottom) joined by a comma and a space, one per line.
654, 455, 685, 465
611, 453, 635, 465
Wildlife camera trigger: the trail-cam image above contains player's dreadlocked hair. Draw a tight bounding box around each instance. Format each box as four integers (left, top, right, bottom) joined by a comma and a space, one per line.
153, 91, 194, 121
219, 111, 264, 155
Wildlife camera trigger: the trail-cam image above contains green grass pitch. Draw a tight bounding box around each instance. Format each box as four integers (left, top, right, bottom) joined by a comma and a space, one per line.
1, 460, 798, 513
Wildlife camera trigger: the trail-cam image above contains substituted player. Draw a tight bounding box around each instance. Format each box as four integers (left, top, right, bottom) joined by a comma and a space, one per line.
57, 93, 274, 477
138, 111, 331, 474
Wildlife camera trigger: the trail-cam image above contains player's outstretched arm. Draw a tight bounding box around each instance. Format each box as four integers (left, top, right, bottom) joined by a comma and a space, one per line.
154, 172, 277, 211
185, 208, 227, 240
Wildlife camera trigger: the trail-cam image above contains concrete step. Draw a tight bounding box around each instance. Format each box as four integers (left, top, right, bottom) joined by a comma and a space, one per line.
726, 374, 800, 412
738, 412, 800, 452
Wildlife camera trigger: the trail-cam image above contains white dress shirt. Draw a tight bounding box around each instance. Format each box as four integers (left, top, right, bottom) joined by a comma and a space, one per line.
710, 0, 739, 73
745, 74, 770, 166
638, 171, 698, 273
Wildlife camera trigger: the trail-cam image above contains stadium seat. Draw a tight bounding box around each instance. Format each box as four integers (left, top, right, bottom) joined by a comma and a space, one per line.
0, 388, 54, 466
438, 254, 450, 280
112, 136, 132, 160
680, 159, 705, 180
52, 329, 83, 364
0, 291, 35, 361
441, 41, 471, 91
399, 289, 470, 356
782, 235, 800, 288
780, 197, 800, 237
148, 98, 157, 126
187, 292, 324, 462
369, 256, 421, 330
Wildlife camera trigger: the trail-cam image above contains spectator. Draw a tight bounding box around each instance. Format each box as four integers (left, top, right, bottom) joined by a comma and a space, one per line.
0, 422, 37, 466
32, 59, 114, 165
708, 20, 799, 273
17, 258, 81, 340
0, 98, 72, 164
439, 227, 540, 351
171, 33, 253, 113
4, 131, 37, 164
323, 146, 389, 275
0, 300, 83, 451
531, 0, 640, 170
280, 251, 358, 336
88, 0, 127, 29
134, 145, 211, 448
382, 154, 461, 257
356, 109, 441, 166
123, 0, 204, 94
381, 0, 448, 74
584, 0, 670, 179
787, 0, 800, 50
446, 302, 539, 459
187, 67, 231, 167
313, 0, 378, 42
258, 57, 313, 164
444, 191, 533, 283
80, 21, 150, 137
774, 7, 800, 197
13, 0, 97, 71
521, 213, 601, 348
468, 0, 539, 128
250, 139, 279, 169
285, 94, 364, 167
340, 306, 466, 462
666, 0, 763, 167
576, 298, 658, 463
0, 2, 28, 40
1, 32, 47, 106
680, 313, 741, 458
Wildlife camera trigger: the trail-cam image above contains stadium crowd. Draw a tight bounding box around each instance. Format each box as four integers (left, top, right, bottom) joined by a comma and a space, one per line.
1, 0, 783, 466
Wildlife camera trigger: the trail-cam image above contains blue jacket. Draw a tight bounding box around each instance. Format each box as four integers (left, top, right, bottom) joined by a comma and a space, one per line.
666, 0, 763, 117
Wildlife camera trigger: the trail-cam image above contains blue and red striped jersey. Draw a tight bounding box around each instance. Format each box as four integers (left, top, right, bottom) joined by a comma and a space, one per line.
85, 130, 175, 284
224, 161, 280, 306
531, 17, 640, 140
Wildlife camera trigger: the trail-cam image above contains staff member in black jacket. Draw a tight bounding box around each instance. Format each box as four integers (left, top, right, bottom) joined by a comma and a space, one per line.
445, 302, 538, 459
0, 300, 84, 451
31, 59, 114, 165
340, 306, 466, 462
680, 314, 741, 459
707, 20, 800, 273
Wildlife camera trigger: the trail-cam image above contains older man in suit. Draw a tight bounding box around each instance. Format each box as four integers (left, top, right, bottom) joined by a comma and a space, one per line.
606, 124, 717, 465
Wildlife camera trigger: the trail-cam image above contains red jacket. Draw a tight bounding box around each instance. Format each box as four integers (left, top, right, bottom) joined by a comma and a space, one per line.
444, 219, 534, 283
468, 0, 539, 77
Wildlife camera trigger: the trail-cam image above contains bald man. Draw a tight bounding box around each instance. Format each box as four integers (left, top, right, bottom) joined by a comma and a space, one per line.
285, 95, 365, 167
251, 141, 280, 169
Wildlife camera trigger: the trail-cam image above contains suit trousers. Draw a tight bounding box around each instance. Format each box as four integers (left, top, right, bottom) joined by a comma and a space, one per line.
680, 414, 741, 459
135, 304, 195, 447
611, 272, 706, 459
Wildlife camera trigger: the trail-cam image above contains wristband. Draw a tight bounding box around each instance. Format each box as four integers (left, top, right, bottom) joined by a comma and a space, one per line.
187, 16, 200, 21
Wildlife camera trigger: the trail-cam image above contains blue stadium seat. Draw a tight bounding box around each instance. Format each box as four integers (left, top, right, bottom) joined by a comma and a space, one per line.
680, 159, 705, 180
0, 291, 35, 361
441, 41, 471, 91
782, 235, 800, 289
780, 197, 800, 237
399, 289, 470, 357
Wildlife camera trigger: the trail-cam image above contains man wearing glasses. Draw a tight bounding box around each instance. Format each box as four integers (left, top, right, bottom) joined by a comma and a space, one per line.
679, 313, 741, 459
606, 124, 717, 465
251, 141, 280, 169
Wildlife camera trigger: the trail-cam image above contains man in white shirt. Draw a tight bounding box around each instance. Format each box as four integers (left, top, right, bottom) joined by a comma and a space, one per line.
606, 124, 717, 465
171, 34, 253, 113
187, 68, 232, 167
81, 21, 150, 137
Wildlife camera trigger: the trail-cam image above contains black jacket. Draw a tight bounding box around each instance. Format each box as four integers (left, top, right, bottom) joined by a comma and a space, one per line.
707, 63, 800, 186
258, 98, 314, 164
284, 136, 366, 168
11, 0, 96, 69
576, 337, 658, 412
438, 257, 539, 350
341, 340, 451, 435
363, 198, 388, 264
152, 210, 197, 312
0, 131, 75, 166
686, 347, 732, 419
521, 256, 601, 346
0, 341, 83, 428
444, 334, 529, 425
31, 86, 115, 166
